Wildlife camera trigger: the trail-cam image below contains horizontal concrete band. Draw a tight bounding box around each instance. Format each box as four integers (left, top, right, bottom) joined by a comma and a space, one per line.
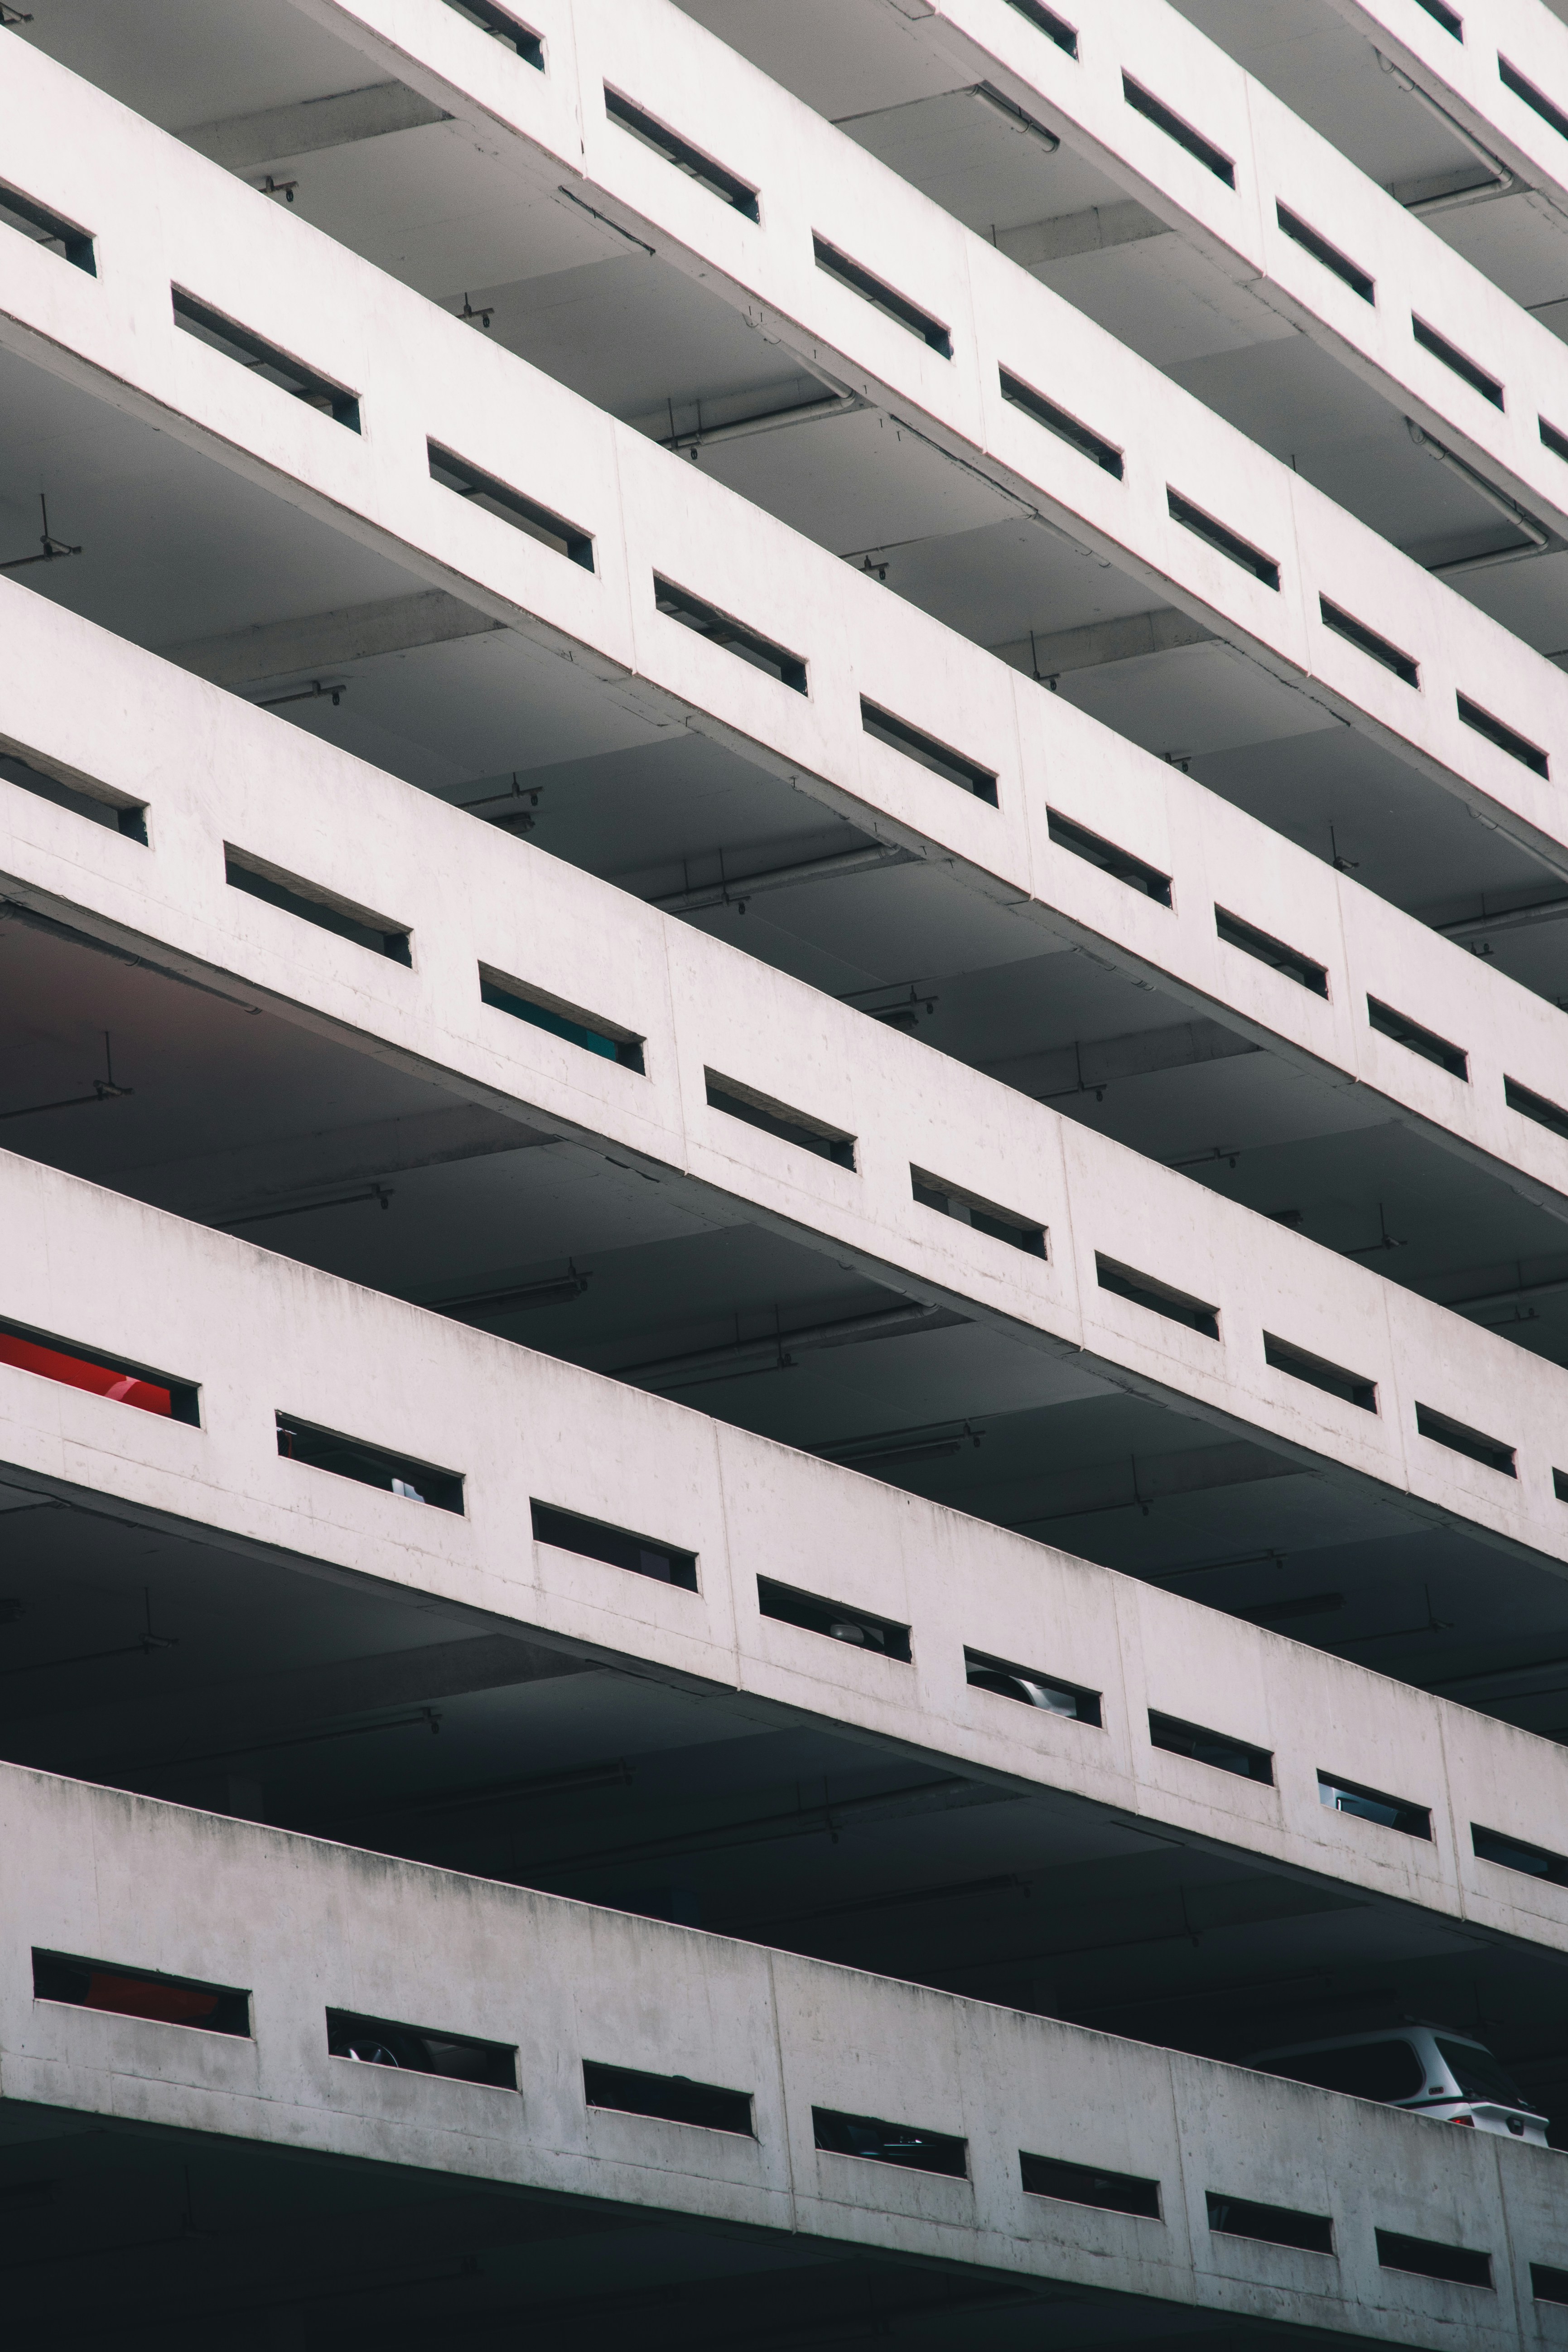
1, 1762, 1556, 2348
897, 0, 1568, 548
261, 0, 1568, 869
5, 1149, 1568, 1961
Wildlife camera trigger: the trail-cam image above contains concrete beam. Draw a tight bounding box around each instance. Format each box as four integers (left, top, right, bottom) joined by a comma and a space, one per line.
161, 590, 504, 690
179, 82, 449, 174
989, 608, 1216, 680
994, 200, 1170, 270
980, 1019, 1256, 1103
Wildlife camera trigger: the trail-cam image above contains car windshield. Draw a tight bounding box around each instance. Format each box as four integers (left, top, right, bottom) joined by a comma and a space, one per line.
1434, 2038, 1529, 2109
1271, 2038, 1426, 2102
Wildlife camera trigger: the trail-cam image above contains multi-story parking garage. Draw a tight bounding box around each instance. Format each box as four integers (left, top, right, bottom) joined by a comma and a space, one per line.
5, 0, 1568, 2342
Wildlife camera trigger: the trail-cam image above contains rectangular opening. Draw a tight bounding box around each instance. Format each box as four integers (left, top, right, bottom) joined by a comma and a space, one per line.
0, 740, 147, 840
1533, 2264, 1568, 2306
912, 1169, 1044, 1257
1207, 2192, 1334, 2254
1457, 692, 1549, 778
1214, 906, 1329, 996
441, 0, 544, 63
1376, 2229, 1492, 2290
172, 288, 359, 428
1021, 2152, 1159, 2216
327, 2009, 516, 2088
531, 1499, 698, 1590
226, 849, 410, 966
1416, 0, 1463, 34
1412, 315, 1504, 410
0, 1316, 199, 1425
654, 576, 806, 692
1415, 1401, 1516, 1477
1366, 996, 1467, 1079
1318, 597, 1418, 686
276, 1415, 464, 1514
584, 2060, 754, 2135
0, 177, 95, 274
1557, 1468, 1568, 1505
965, 1649, 1101, 1723
1167, 488, 1279, 587
1003, 0, 1078, 55
34, 1950, 249, 2036
811, 235, 952, 356
1263, 1333, 1377, 1414
1275, 205, 1374, 303
1472, 1822, 1568, 1887
705, 1072, 855, 1169
758, 1576, 911, 1661
1506, 1075, 1568, 1143
1149, 1711, 1273, 1785
1096, 1255, 1219, 1340
1047, 808, 1172, 905
999, 368, 1124, 478
1318, 1772, 1432, 1840
1122, 76, 1235, 186
813, 2107, 966, 2177
480, 967, 644, 1072
428, 441, 593, 569
1540, 415, 1568, 464
1500, 56, 1568, 145
605, 87, 758, 220
860, 699, 998, 802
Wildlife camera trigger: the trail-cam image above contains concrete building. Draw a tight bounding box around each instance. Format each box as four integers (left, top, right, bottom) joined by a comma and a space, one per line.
4, 0, 1568, 2340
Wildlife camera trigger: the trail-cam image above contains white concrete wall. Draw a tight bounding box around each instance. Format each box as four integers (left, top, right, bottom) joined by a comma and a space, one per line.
7, 1148, 1568, 1961
0, 1762, 1554, 2347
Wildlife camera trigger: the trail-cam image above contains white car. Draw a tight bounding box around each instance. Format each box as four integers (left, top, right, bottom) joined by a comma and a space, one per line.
1246, 2024, 1549, 2144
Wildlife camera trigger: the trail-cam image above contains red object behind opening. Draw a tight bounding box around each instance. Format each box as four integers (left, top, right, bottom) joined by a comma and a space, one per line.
86, 1971, 218, 2024
0, 1331, 172, 1416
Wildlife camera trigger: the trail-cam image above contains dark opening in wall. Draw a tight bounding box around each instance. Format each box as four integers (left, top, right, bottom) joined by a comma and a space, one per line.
1505, 1074, 1568, 1142
1366, 996, 1467, 1079
1472, 1823, 1568, 1885
965, 1649, 1101, 1721
1500, 56, 1568, 146
226, 850, 410, 965
1318, 598, 1418, 686
654, 578, 806, 691
1, 742, 146, 840
0, 178, 95, 273
1415, 0, 1463, 35
705, 1072, 855, 1168
1412, 316, 1504, 409
1376, 2229, 1492, 2289
912, 1169, 1044, 1256
173, 288, 360, 428
1457, 692, 1549, 777
999, 368, 1124, 477
860, 700, 998, 801
428, 442, 593, 568
1122, 77, 1235, 187
1167, 489, 1279, 587
1149, 1712, 1273, 1784
811, 236, 953, 356
1414, 1401, 1516, 1477
1096, 1255, 1219, 1339
1021, 2154, 1160, 2216
1540, 415, 1568, 464
1047, 809, 1172, 904
758, 1577, 912, 1660
1207, 2192, 1334, 2254
480, 968, 644, 1071
1003, 0, 1078, 56
531, 1500, 696, 1589
1215, 906, 1329, 995
441, 0, 544, 64
34, 1951, 249, 2036
1275, 206, 1374, 302
1263, 1333, 1377, 1414
813, 2108, 967, 2177
604, 87, 759, 219
276, 1415, 464, 1513
0, 1317, 199, 1425
1533, 2264, 1568, 2306
1318, 1772, 1431, 1839
328, 2010, 516, 2087
584, 2061, 754, 2134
